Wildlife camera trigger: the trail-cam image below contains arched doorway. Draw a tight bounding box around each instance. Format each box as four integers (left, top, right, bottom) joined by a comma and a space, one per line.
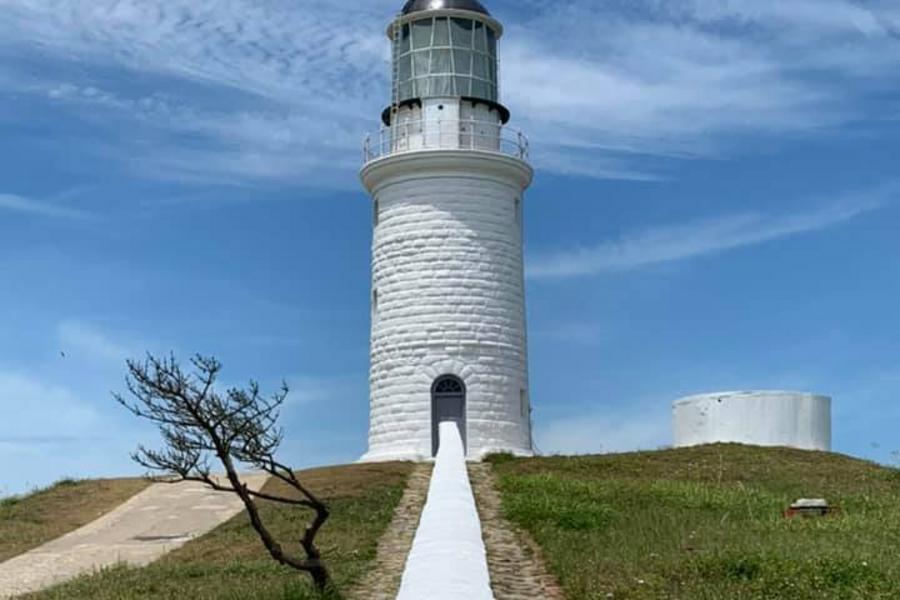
431, 375, 466, 457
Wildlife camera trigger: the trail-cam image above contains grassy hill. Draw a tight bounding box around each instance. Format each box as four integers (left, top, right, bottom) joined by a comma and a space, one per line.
26, 462, 412, 600
5, 446, 898, 599
0, 478, 150, 563
489, 444, 900, 600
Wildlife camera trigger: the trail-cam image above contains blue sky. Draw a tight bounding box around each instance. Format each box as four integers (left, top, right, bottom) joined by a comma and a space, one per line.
1, 0, 899, 495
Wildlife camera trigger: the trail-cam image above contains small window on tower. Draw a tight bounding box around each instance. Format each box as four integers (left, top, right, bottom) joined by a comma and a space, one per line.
374, 199, 380, 226
372, 289, 379, 318
515, 197, 521, 223
520, 389, 528, 417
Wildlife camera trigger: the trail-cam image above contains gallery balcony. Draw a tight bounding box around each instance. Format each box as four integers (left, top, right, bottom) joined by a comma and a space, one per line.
363, 118, 530, 165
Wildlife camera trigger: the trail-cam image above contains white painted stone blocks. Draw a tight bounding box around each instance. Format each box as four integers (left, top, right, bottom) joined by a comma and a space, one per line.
396, 422, 494, 600
673, 391, 832, 451
360, 151, 534, 461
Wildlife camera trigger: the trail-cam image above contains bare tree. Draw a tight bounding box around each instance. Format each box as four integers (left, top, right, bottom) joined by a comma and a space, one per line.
116, 353, 332, 591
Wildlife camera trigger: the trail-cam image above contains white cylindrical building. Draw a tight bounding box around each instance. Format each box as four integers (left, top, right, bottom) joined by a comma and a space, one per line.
360, 0, 533, 462
673, 391, 832, 451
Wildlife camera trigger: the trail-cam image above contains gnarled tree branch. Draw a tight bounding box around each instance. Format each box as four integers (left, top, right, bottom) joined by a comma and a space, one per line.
117, 353, 332, 591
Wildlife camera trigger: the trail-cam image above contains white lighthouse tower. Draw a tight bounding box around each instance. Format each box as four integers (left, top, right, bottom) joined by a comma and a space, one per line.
360, 0, 534, 461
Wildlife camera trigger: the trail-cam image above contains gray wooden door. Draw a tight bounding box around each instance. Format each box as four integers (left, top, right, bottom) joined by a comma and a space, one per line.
431, 376, 466, 457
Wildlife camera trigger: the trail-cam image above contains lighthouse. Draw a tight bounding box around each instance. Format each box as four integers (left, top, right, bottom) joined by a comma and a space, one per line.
360, 0, 534, 461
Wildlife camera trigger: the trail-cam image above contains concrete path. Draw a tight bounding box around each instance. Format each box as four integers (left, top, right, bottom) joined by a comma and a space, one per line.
0, 474, 268, 598
397, 423, 492, 600
347, 464, 432, 600
468, 463, 565, 600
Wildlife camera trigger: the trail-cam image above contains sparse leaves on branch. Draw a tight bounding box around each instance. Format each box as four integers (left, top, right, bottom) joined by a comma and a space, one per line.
116, 353, 332, 591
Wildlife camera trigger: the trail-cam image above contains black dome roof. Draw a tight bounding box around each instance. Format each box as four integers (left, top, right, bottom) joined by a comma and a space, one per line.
401, 0, 491, 16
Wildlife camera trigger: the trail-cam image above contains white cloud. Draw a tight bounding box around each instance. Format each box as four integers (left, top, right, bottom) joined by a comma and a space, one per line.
0, 193, 88, 219
0, 0, 388, 107
57, 320, 133, 365
0, 372, 101, 442
0, 0, 898, 182
537, 404, 671, 455
35, 82, 366, 185
528, 186, 891, 279
502, 0, 900, 174
533, 321, 609, 347
284, 375, 358, 407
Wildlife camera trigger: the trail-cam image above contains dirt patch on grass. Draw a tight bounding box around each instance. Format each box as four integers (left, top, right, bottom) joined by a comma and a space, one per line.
469, 463, 564, 600
347, 463, 432, 600
0, 478, 150, 563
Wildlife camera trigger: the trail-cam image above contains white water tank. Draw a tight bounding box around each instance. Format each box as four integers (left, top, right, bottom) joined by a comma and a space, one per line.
673, 391, 832, 451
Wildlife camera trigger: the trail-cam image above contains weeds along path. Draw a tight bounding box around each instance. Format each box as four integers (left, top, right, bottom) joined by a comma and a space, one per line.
468, 463, 565, 600
0, 474, 269, 599
348, 463, 432, 600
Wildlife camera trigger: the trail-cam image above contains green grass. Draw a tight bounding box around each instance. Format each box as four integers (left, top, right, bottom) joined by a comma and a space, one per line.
0, 477, 150, 563
27, 463, 413, 600
488, 444, 900, 599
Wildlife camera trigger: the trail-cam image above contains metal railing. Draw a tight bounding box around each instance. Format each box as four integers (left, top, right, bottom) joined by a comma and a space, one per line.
363, 118, 530, 164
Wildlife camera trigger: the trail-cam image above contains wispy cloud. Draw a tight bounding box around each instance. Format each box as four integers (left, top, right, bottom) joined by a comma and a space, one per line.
528, 186, 892, 279
0, 0, 898, 182
538, 404, 671, 455
506, 0, 900, 174
284, 375, 360, 407
35, 81, 366, 186
58, 320, 133, 365
0, 193, 88, 219
533, 321, 609, 347
0, 372, 101, 443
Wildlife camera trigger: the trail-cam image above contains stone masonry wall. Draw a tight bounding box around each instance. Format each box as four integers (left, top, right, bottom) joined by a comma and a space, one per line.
362, 155, 532, 461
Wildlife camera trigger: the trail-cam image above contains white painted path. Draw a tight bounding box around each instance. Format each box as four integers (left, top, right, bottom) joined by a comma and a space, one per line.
0, 475, 268, 598
396, 422, 494, 600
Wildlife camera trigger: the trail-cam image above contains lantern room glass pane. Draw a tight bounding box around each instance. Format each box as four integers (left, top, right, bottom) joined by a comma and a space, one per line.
412, 19, 433, 50
413, 51, 429, 77
399, 55, 412, 81
473, 54, 487, 79
432, 75, 453, 95
393, 16, 499, 102
400, 24, 411, 54
433, 17, 450, 46
473, 21, 487, 53
450, 18, 473, 48
431, 49, 452, 73
453, 50, 472, 75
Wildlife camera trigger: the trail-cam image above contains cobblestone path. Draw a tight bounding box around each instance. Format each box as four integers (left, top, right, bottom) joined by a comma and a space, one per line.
468, 463, 565, 600
348, 463, 432, 600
